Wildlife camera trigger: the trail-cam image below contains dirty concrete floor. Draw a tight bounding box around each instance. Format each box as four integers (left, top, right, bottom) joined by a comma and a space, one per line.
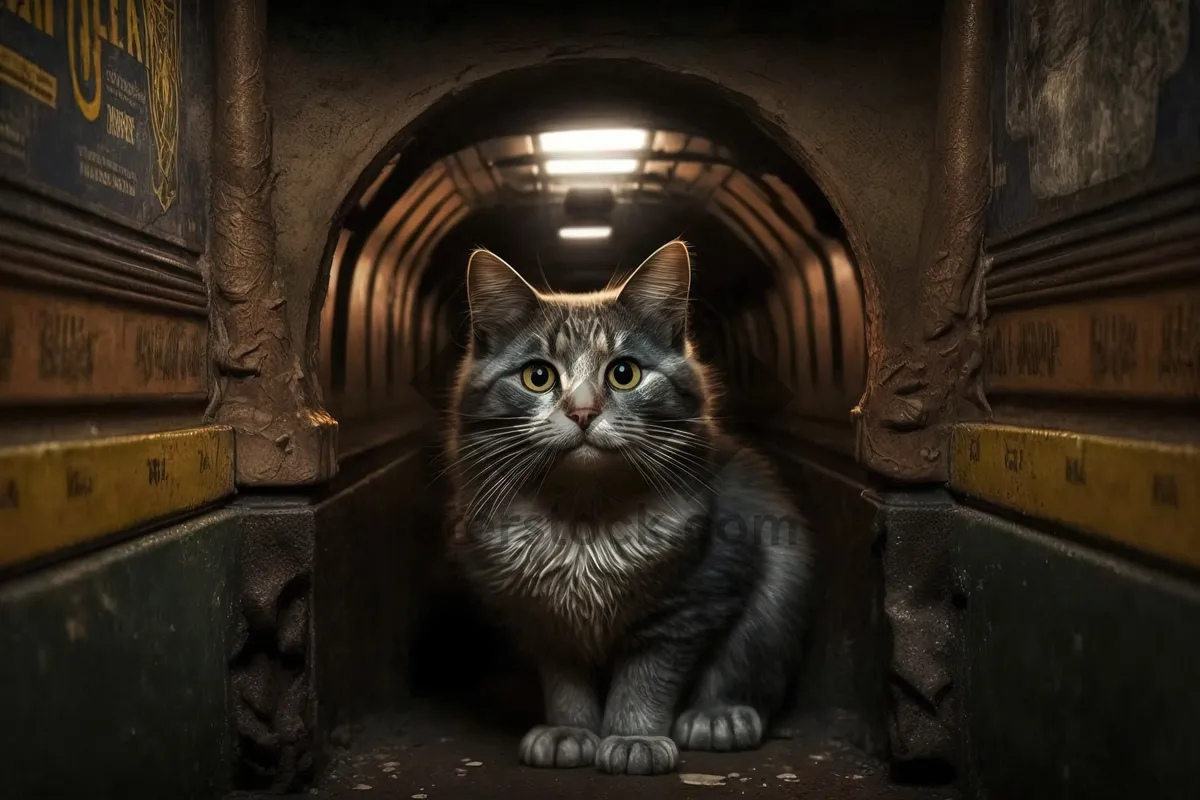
236, 709, 959, 800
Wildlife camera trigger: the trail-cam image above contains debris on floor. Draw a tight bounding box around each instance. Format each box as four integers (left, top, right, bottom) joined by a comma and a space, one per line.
680, 772, 727, 786
229, 704, 960, 800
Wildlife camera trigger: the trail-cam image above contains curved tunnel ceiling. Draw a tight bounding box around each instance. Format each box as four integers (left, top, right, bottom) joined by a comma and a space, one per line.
320, 124, 868, 446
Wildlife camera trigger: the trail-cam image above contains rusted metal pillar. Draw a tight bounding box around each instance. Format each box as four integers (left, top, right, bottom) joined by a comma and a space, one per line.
210, 0, 337, 487
854, 0, 992, 484
212, 0, 326, 791
874, 0, 993, 778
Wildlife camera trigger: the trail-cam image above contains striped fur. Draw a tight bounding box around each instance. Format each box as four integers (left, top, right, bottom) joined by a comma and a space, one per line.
446, 241, 813, 775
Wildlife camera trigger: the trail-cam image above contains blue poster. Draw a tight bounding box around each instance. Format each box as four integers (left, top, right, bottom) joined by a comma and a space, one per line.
0, 1, 206, 252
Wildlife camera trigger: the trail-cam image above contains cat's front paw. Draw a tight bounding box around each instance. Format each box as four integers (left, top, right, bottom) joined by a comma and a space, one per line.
672, 705, 763, 751
519, 725, 599, 768
596, 735, 679, 775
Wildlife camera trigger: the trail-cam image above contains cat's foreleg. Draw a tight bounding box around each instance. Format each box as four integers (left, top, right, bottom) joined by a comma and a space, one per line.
595, 646, 695, 775
519, 661, 602, 768
673, 466, 810, 753
671, 622, 781, 753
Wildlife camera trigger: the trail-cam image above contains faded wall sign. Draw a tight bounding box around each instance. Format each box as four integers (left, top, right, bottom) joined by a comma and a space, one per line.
1007, 0, 1189, 198
990, 0, 1198, 239
0, 1, 206, 251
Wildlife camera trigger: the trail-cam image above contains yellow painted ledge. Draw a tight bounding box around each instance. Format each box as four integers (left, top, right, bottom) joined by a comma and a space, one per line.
0, 426, 235, 569
951, 424, 1200, 570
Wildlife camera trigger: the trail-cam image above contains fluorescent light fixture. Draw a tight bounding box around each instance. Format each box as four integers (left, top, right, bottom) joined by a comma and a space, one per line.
548, 181, 623, 191
559, 225, 613, 240
538, 128, 648, 153
544, 158, 639, 176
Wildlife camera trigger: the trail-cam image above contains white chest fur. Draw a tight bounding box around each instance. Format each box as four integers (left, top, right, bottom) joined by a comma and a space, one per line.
461, 496, 702, 655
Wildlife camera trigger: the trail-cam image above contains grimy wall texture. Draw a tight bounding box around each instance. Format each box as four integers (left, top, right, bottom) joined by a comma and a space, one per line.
264, 7, 949, 477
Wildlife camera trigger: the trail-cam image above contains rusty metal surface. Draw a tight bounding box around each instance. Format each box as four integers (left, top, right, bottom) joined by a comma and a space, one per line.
854, 0, 993, 482
209, 0, 336, 487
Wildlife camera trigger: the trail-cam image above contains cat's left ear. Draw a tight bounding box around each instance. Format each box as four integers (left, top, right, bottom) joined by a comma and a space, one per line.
465, 249, 538, 347
618, 240, 691, 339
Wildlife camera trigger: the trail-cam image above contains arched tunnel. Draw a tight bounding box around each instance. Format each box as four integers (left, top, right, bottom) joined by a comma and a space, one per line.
2, 1, 1198, 799
308, 62, 883, 765
319, 63, 866, 458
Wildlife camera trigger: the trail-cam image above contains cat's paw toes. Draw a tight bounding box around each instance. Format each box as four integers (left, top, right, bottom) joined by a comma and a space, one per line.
519, 725, 600, 768
672, 705, 763, 751
596, 735, 679, 775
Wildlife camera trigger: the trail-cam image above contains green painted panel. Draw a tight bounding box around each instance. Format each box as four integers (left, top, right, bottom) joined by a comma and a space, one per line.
954, 508, 1200, 800
0, 509, 242, 799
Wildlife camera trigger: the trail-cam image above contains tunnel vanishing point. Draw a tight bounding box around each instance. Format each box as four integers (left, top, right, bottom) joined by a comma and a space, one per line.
0, 1, 1198, 798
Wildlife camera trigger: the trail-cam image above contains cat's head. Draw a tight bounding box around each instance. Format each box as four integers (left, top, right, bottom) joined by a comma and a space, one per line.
451, 240, 713, 488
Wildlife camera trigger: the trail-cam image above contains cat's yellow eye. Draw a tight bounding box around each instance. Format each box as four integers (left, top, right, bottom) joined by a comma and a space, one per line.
521, 362, 557, 393
606, 359, 642, 391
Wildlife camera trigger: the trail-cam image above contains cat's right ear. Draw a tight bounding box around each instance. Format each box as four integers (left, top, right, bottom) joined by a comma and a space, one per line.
465, 249, 538, 348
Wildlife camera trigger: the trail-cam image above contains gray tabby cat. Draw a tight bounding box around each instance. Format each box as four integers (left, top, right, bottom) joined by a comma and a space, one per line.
446, 240, 812, 776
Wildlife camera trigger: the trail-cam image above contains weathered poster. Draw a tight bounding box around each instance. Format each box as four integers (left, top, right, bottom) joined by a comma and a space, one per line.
0, 285, 209, 402
0, 0, 205, 251
989, 0, 1198, 241
982, 287, 1200, 399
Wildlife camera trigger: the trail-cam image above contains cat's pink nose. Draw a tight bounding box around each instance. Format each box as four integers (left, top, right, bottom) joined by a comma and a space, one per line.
568, 407, 599, 428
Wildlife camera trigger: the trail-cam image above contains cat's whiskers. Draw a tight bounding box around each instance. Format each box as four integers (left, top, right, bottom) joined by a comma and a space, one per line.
614, 426, 717, 497
598, 420, 715, 504
610, 424, 715, 470
435, 431, 534, 482
465, 432, 561, 524
454, 435, 532, 469
635, 423, 716, 448
647, 451, 716, 497
451, 427, 537, 470
453, 442, 536, 490
496, 445, 556, 524
452, 423, 539, 461
619, 444, 689, 519
457, 421, 539, 445
611, 417, 712, 440
638, 434, 716, 473
464, 444, 542, 522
